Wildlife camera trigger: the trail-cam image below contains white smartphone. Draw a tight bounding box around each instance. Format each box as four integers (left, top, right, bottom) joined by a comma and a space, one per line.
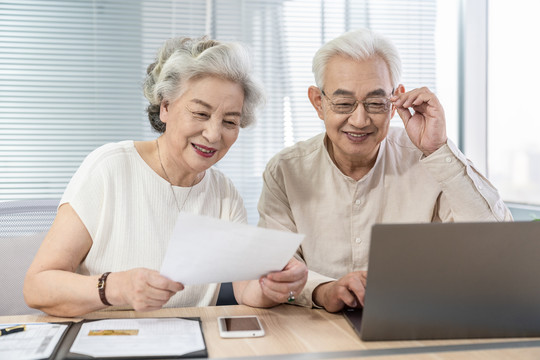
217, 315, 265, 338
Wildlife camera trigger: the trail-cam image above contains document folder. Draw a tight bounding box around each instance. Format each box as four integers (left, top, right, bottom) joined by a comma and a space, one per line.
55, 317, 207, 359
0, 322, 73, 360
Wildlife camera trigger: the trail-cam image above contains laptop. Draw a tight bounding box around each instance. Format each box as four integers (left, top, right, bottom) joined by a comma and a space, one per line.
343, 221, 540, 341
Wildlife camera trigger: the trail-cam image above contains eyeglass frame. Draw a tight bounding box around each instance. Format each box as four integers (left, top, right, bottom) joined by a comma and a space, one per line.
320, 89, 395, 115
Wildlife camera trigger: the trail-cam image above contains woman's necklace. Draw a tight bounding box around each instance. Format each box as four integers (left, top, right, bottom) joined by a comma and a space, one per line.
156, 138, 197, 212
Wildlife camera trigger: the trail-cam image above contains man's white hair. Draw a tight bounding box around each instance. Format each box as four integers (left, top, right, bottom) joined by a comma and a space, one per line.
312, 28, 402, 90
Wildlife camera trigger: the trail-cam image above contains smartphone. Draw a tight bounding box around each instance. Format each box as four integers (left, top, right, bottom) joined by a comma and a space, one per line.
217, 315, 265, 338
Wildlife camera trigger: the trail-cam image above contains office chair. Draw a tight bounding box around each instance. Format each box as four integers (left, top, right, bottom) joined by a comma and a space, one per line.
0, 199, 59, 315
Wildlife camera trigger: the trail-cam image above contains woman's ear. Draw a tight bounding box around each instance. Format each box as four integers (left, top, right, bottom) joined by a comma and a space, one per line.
308, 86, 325, 120
159, 100, 169, 123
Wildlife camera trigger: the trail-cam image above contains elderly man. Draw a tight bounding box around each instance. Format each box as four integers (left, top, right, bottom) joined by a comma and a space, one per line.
257, 28, 512, 313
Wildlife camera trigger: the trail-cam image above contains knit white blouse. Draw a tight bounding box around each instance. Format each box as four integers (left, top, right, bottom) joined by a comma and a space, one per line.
61, 140, 247, 308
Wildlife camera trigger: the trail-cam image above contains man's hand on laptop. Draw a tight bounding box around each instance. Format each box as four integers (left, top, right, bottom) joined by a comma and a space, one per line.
312, 271, 367, 312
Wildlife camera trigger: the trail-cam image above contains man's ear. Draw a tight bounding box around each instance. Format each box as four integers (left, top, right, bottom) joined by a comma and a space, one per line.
391, 84, 406, 118
308, 86, 325, 120
159, 100, 169, 123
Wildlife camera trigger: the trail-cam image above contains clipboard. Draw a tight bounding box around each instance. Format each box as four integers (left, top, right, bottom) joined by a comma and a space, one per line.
54, 317, 207, 359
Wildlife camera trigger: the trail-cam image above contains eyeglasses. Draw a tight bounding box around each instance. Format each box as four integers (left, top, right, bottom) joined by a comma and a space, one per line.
321, 90, 393, 114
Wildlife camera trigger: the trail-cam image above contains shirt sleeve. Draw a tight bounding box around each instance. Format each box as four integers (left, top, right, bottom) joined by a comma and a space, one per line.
296, 263, 335, 308
257, 163, 297, 232
226, 177, 248, 225
60, 147, 108, 240
421, 141, 513, 222
258, 161, 333, 308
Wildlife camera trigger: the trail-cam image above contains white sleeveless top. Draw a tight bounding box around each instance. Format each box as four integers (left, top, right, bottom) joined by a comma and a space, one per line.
61, 140, 247, 308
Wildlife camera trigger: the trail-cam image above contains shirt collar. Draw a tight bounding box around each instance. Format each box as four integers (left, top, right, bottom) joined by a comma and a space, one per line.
321, 133, 387, 183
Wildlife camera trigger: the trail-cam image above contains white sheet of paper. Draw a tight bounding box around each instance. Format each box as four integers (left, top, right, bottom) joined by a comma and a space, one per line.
0, 323, 68, 360
69, 318, 205, 357
160, 213, 304, 285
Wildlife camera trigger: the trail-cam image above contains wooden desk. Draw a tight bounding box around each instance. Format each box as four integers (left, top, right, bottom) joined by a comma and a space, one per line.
3, 305, 540, 359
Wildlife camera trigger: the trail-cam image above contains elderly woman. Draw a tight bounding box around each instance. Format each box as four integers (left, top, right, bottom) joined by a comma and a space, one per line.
24, 36, 308, 317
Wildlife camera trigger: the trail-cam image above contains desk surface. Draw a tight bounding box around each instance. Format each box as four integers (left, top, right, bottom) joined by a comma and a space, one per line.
3, 304, 540, 359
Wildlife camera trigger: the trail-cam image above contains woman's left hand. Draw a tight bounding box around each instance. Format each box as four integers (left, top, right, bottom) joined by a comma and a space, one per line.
259, 258, 308, 304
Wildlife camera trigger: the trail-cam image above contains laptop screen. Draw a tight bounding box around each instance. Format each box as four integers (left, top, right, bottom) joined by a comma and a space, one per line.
346, 221, 540, 341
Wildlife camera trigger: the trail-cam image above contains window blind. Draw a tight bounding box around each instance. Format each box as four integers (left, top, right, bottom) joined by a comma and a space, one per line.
0, 0, 439, 225
1, 0, 146, 200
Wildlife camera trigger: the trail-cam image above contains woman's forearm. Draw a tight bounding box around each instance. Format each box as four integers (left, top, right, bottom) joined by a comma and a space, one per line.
24, 270, 107, 317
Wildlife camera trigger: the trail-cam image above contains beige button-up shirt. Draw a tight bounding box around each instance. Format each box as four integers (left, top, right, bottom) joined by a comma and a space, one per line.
258, 127, 512, 307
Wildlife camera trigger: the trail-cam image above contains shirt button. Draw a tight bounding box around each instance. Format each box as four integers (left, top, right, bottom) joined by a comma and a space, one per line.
355, 200, 361, 205
445, 156, 452, 163
355, 238, 361, 243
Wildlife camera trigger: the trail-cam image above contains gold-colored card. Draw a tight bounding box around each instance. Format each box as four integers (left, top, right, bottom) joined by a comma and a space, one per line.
88, 329, 139, 336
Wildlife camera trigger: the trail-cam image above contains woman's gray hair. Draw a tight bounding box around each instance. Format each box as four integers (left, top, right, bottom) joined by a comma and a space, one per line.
143, 36, 264, 132
312, 28, 402, 90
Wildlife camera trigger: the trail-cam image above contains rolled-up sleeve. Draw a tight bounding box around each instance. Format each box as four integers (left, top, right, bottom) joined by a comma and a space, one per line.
421, 142, 513, 222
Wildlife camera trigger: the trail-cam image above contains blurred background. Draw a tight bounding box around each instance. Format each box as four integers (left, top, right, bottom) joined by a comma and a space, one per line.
1, 0, 538, 224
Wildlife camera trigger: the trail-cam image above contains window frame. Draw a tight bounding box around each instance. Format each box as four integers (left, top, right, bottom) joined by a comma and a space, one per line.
461, 0, 540, 219
460, 0, 488, 174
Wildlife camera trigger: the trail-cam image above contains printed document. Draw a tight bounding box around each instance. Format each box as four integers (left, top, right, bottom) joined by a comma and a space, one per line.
0, 323, 68, 360
160, 213, 304, 284
69, 318, 205, 357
